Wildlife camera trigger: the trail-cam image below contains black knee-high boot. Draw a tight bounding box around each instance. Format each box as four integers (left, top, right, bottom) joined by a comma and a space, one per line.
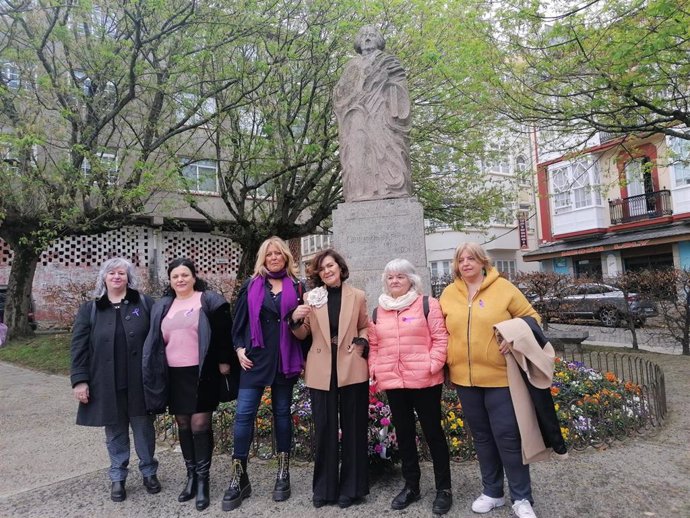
178, 428, 197, 502
193, 431, 213, 511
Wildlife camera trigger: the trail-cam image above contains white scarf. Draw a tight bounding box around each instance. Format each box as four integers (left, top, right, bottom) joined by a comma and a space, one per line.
378, 290, 419, 311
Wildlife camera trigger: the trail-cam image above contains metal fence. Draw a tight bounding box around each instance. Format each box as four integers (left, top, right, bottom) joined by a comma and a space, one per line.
155, 350, 666, 461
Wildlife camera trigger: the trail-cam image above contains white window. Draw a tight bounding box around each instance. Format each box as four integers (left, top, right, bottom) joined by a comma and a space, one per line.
515, 155, 531, 186
494, 259, 517, 279
549, 159, 601, 214
430, 260, 451, 278
181, 159, 218, 193
82, 152, 118, 184
2, 62, 20, 89
175, 93, 217, 124
301, 234, 332, 255
73, 6, 119, 38
484, 147, 511, 175
669, 136, 690, 186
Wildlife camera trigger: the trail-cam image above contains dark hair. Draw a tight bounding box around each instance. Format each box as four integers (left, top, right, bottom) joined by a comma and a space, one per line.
163, 257, 208, 297
308, 248, 350, 287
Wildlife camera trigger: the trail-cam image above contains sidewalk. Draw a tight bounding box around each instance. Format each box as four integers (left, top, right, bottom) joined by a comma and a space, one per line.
1, 353, 689, 518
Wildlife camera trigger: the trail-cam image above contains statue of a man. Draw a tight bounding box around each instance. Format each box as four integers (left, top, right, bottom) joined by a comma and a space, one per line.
334, 26, 412, 202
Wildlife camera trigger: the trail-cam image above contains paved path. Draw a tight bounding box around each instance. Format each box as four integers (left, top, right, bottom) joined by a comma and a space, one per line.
1, 351, 689, 518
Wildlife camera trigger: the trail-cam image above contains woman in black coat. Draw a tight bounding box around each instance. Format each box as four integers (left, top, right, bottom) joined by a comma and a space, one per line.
70, 257, 159, 503
142, 258, 238, 511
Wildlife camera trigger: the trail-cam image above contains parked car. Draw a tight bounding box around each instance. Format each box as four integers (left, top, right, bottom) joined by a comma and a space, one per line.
0, 286, 37, 330
532, 282, 658, 328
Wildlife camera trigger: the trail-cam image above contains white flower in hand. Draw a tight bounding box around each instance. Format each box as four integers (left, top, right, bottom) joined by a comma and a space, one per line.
306, 286, 328, 308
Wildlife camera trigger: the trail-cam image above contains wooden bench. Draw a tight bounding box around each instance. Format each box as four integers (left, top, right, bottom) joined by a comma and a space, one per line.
546, 330, 590, 353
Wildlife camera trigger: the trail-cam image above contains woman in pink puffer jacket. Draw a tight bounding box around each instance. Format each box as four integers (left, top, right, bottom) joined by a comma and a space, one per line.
368, 258, 452, 515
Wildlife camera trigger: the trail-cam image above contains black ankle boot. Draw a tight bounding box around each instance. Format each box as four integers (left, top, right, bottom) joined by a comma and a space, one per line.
272, 452, 291, 502
391, 483, 420, 510
222, 458, 251, 511
178, 429, 197, 502
432, 488, 453, 515
193, 431, 213, 511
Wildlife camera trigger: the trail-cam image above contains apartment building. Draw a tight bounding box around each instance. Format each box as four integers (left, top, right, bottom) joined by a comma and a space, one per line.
524, 130, 690, 276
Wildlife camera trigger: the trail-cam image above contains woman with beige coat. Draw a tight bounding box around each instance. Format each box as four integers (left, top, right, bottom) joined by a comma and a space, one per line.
291, 249, 369, 509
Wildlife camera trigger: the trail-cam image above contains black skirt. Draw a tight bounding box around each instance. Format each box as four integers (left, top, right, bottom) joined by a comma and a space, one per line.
168, 366, 219, 414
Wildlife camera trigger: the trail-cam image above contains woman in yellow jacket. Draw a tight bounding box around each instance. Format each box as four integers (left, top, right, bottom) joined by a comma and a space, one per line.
440, 243, 541, 518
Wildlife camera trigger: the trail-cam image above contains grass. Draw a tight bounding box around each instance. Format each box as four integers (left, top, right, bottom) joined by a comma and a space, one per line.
0, 333, 71, 375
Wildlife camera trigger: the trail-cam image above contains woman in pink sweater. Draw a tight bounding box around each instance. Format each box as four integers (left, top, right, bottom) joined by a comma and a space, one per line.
368, 258, 452, 515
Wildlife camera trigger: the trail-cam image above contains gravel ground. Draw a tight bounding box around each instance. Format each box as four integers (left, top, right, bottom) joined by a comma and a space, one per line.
1, 351, 688, 518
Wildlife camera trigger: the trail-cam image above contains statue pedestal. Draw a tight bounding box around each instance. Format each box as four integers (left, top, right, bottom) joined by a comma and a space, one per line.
332, 197, 430, 311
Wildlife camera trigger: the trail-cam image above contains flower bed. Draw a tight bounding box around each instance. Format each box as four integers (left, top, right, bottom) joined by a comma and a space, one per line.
155, 354, 658, 464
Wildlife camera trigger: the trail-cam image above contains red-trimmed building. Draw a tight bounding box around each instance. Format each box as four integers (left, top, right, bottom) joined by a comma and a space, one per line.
524, 130, 690, 276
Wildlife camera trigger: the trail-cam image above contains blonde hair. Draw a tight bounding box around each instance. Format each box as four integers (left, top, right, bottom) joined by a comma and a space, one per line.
252, 236, 299, 278
452, 242, 493, 278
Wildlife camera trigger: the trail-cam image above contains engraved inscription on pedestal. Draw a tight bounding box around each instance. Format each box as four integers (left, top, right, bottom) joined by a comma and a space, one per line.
333, 197, 429, 310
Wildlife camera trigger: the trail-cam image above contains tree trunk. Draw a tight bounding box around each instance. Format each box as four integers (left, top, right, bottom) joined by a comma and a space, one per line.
3, 243, 40, 340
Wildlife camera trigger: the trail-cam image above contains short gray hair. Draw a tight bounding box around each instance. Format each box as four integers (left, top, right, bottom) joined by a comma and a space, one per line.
381, 258, 423, 296
93, 257, 138, 298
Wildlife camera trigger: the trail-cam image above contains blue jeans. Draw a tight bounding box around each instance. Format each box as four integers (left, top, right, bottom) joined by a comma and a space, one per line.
232, 383, 294, 459
456, 386, 531, 503
104, 390, 158, 482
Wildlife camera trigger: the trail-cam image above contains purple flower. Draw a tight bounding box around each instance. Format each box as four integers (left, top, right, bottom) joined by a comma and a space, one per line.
380, 417, 391, 426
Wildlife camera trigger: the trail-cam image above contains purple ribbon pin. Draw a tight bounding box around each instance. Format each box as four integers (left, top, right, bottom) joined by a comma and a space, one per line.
132, 308, 140, 317
478, 299, 485, 308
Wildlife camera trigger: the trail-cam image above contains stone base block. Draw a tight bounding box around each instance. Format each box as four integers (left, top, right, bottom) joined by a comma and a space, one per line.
332, 197, 430, 311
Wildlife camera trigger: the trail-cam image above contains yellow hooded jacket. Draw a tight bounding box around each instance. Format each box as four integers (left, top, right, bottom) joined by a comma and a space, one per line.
439, 268, 540, 387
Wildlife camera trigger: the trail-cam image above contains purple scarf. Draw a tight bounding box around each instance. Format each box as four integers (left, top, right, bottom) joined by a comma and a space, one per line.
247, 269, 303, 377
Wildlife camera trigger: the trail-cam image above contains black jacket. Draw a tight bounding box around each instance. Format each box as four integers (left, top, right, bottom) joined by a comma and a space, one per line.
70, 289, 154, 427
231, 277, 304, 388
142, 290, 238, 413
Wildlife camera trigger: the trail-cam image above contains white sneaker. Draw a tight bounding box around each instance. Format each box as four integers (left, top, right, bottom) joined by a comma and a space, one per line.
471, 493, 505, 513
512, 499, 537, 518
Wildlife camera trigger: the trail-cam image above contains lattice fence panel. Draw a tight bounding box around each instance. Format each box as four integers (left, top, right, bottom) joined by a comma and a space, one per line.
1, 228, 150, 268
162, 232, 241, 276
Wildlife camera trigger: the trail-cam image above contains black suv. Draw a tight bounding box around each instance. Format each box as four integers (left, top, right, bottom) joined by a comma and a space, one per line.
0, 286, 38, 330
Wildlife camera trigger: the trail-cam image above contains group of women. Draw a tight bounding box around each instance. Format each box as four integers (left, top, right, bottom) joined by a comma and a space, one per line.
71, 237, 561, 518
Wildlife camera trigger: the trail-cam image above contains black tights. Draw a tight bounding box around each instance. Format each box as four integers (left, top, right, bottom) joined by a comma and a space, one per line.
176, 412, 212, 434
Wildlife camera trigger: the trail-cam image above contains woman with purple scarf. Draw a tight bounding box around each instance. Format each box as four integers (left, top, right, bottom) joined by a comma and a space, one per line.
222, 236, 305, 512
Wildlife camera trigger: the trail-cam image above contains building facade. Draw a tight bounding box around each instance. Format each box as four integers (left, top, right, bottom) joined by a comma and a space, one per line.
525, 130, 690, 276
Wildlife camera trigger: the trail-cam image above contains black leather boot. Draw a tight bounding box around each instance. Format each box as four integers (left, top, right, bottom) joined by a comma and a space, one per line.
193, 431, 213, 511
110, 480, 126, 502
391, 482, 420, 510
222, 458, 251, 511
272, 452, 291, 501
178, 428, 197, 502
432, 488, 453, 515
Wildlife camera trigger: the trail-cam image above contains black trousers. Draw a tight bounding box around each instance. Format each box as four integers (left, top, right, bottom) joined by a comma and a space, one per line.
386, 384, 451, 491
310, 380, 369, 501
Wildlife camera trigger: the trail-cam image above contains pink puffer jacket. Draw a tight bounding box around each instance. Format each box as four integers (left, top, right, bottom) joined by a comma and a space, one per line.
368, 295, 448, 391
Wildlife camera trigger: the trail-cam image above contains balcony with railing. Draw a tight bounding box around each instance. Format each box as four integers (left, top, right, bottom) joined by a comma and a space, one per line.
609, 190, 673, 225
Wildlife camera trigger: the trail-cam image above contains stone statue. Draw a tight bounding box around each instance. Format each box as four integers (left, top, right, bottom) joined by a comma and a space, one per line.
334, 26, 412, 202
